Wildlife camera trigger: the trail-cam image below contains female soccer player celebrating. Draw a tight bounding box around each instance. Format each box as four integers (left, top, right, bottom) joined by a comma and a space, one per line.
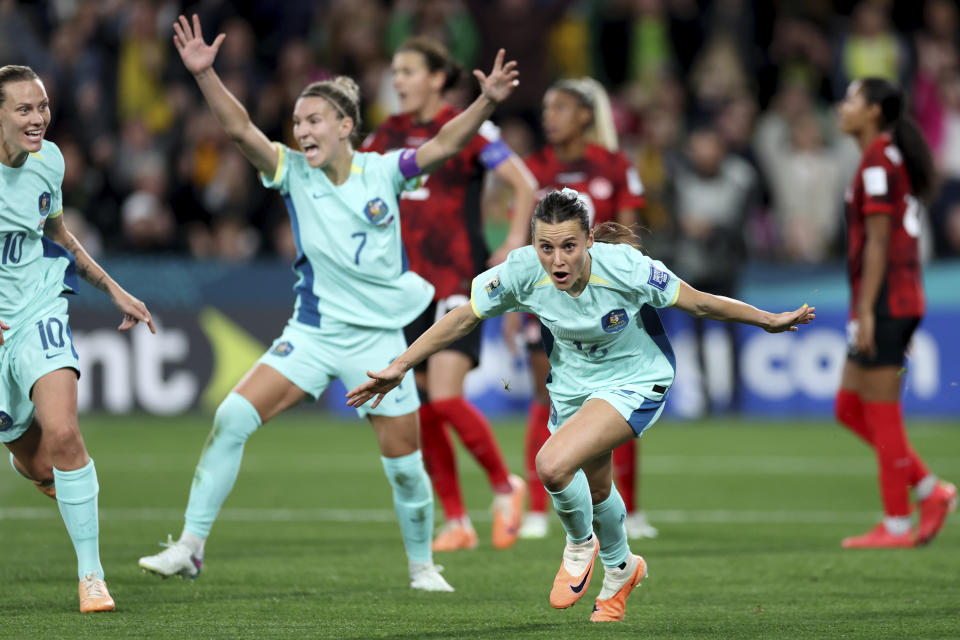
1, 64, 156, 612
347, 189, 813, 621
138, 15, 519, 592
835, 78, 956, 548
517, 77, 653, 540
362, 36, 536, 552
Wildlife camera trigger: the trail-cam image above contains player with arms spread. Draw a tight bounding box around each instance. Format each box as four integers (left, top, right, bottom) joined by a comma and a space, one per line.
0, 64, 155, 612
362, 36, 537, 552
137, 15, 519, 592
347, 189, 814, 621
835, 77, 956, 548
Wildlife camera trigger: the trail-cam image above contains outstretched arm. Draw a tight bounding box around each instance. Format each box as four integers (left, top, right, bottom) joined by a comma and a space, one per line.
673, 280, 814, 333
347, 304, 482, 408
414, 49, 519, 174
45, 215, 156, 333
173, 14, 278, 177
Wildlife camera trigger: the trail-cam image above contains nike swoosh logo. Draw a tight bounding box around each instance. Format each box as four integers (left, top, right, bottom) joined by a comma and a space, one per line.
394, 394, 409, 403
45, 353, 63, 359
570, 565, 592, 594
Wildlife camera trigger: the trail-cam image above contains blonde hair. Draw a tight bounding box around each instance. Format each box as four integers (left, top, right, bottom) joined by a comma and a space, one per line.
299, 76, 362, 141
552, 77, 618, 151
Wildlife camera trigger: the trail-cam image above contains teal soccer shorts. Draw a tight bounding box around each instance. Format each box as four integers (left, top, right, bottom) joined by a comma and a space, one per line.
548, 384, 667, 438
258, 317, 420, 418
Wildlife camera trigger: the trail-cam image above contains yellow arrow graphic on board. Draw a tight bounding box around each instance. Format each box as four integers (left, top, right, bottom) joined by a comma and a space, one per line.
197, 307, 267, 412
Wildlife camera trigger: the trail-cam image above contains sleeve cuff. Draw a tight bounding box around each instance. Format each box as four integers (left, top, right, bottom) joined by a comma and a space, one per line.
262, 142, 285, 185
469, 296, 485, 319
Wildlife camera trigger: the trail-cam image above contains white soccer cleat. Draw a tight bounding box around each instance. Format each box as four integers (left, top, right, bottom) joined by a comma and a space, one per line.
409, 561, 455, 592
624, 511, 658, 539
519, 512, 549, 539
139, 535, 202, 579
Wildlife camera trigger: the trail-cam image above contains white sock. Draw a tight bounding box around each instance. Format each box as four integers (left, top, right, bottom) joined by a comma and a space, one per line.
915, 475, 938, 501
180, 530, 206, 559
598, 554, 638, 600
883, 516, 911, 536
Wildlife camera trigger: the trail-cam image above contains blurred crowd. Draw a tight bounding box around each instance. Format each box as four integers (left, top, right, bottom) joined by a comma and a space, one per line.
3, 0, 960, 267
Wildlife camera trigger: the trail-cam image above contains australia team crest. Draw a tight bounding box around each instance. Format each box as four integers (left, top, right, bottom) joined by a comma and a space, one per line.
601, 308, 629, 333
38, 191, 51, 216
0, 411, 13, 432
270, 341, 295, 357
364, 198, 390, 226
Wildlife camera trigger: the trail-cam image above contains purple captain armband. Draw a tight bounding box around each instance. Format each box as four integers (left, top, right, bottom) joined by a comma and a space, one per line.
398, 148, 422, 179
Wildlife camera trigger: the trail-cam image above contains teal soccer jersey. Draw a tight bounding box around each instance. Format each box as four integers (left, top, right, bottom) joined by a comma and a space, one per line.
0, 140, 77, 325
262, 144, 434, 329
470, 242, 680, 402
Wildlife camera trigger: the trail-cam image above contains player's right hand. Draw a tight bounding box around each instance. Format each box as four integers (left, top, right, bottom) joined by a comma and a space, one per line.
0, 319, 9, 346
346, 364, 406, 409
173, 13, 225, 76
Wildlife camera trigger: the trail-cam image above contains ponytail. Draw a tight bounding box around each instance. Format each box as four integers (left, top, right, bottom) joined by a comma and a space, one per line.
858, 77, 937, 203
593, 221, 642, 249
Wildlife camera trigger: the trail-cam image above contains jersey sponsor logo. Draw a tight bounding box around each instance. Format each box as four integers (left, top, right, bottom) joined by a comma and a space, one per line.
601, 308, 629, 333
364, 197, 390, 226
270, 340, 295, 357
0, 411, 12, 431
485, 274, 503, 299
648, 264, 670, 291
38, 191, 51, 216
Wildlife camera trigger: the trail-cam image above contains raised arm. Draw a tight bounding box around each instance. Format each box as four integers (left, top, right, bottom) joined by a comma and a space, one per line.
173, 14, 278, 177
45, 215, 156, 334
414, 49, 519, 174
672, 280, 814, 333
346, 304, 482, 408
488, 155, 537, 265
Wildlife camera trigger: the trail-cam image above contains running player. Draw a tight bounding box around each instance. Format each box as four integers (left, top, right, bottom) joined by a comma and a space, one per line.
515, 78, 654, 540
835, 77, 956, 548
362, 36, 536, 551
1, 64, 156, 612
347, 188, 814, 621
137, 15, 519, 591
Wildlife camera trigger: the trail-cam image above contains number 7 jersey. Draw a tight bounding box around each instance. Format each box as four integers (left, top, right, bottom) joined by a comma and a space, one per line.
844, 132, 924, 319
0, 140, 77, 325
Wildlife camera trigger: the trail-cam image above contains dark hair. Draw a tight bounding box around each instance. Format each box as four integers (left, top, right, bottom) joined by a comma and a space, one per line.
298, 76, 362, 143
532, 189, 642, 249
396, 37, 462, 92
0, 65, 39, 107
857, 77, 937, 203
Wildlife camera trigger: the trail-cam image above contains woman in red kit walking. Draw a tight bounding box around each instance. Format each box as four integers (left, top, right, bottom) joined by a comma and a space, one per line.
835, 77, 956, 548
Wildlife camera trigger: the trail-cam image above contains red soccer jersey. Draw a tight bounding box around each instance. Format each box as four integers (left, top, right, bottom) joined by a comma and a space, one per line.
523, 143, 645, 225
361, 105, 511, 300
844, 133, 925, 319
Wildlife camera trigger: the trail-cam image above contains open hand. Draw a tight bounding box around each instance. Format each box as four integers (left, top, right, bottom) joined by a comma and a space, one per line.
173, 14, 225, 76
111, 289, 156, 334
345, 363, 407, 409
473, 49, 519, 104
764, 304, 816, 333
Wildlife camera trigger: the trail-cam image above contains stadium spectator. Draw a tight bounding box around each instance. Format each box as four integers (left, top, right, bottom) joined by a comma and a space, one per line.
1, 64, 156, 612
384, 0, 481, 70
834, 77, 957, 549
832, 1, 911, 100
361, 36, 535, 552
346, 188, 815, 622
137, 14, 520, 592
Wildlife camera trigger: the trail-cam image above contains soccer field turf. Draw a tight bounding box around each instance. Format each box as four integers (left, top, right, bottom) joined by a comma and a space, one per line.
1, 414, 958, 639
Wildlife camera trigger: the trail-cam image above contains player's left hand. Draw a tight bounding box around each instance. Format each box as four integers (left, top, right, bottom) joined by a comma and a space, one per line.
854, 311, 876, 357
764, 304, 816, 333
346, 363, 406, 409
112, 289, 156, 334
474, 49, 519, 104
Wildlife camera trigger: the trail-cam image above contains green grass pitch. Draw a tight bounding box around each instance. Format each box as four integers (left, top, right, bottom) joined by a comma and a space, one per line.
1, 414, 958, 639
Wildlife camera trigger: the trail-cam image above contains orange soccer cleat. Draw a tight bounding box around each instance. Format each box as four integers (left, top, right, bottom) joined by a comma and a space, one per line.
590, 555, 648, 623
842, 523, 914, 549
78, 573, 115, 613
549, 536, 599, 609
916, 481, 957, 546
431, 520, 478, 552
492, 474, 526, 550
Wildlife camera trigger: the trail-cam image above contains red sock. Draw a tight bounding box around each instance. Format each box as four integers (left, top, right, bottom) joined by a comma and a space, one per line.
419, 402, 465, 520
525, 402, 551, 512
431, 397, 512, 494
863, 401, 918, 517
613, 439, 636, 513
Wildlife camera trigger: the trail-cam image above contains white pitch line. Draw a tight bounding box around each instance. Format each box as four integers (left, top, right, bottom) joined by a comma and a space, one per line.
0, 506, 881, 525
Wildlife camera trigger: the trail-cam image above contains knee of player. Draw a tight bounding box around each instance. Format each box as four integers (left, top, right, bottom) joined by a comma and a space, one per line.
213, 392, 263, 441
40, 425, 86, 461
535, 448, 571, 490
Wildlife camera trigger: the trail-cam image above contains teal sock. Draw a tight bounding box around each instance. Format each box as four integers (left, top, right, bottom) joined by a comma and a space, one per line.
381, 450, 433, 564
53, 459, 103, 580
548, 470, 593, 543
593, 485, 630, 568
184, 392, 261, 538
